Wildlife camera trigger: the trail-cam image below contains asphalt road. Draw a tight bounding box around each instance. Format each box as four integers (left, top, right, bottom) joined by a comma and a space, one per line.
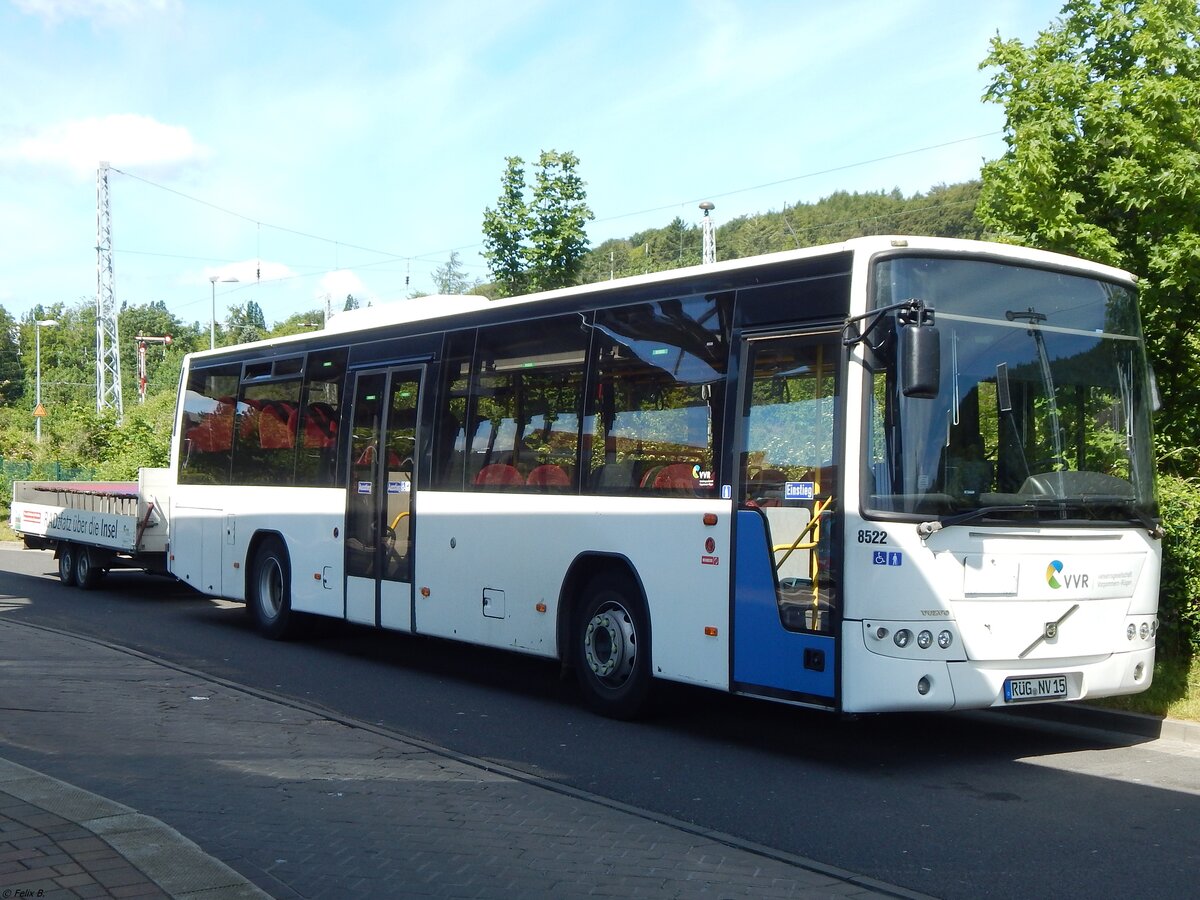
1, 545, 1197, 899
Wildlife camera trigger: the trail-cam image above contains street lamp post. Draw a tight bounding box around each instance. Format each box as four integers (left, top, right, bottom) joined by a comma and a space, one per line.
209, 275, 240, 350
34, 319, 58, 443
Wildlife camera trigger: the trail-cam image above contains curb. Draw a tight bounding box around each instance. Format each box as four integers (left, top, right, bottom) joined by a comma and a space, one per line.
0, 617, 932, 900
1000, 700, 1200, 745
0, 757, 268, 899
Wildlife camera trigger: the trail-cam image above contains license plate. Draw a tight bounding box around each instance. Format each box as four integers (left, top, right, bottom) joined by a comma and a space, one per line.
1003, 674, 1068, 703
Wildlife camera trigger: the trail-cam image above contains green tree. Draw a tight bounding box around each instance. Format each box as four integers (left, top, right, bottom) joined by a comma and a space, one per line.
431, 251, 477, 295
526, 150, 594, 291
271, 309, 325, 337
977, 0, 1200, 461
119, 300, 195, 405
21, 302, 95, 411
0, 306, 25, 404
224, 300, 267, 345
482, 156, 530, 296
482, 150, 594, 296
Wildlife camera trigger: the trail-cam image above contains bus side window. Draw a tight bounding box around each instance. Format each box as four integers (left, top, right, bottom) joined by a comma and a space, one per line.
460, 317, 588, 492
432, 331, 475, 491
179, 363, 240, 485
232, 379, 302, 485
585, 296, 729, 497
296, 349, 347, 487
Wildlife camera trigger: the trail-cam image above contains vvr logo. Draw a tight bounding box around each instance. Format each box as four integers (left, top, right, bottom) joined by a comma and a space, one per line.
1046, 559, 1089, 590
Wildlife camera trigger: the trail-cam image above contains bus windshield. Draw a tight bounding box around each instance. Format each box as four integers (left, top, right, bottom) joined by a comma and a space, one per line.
866, 255, 1156, 524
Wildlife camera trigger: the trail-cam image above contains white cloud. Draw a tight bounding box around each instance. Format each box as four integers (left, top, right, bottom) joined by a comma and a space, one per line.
316, 270, 374, 306
203, 260, 295, 286
13, 0, 177, 24
1, 114, 207, 179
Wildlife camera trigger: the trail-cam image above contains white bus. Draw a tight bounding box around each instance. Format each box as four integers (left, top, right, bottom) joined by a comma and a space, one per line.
166, 236, 1161, 717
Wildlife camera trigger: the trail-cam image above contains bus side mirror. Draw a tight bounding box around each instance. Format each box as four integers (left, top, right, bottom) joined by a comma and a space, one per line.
900, 320, 940, 399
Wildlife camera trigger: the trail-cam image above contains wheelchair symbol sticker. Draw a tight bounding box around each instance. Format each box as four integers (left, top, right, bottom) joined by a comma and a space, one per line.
873, 551, 903, 567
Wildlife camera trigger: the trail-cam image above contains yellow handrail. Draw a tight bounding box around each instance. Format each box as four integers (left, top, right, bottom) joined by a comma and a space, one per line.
772, 495, 832, 568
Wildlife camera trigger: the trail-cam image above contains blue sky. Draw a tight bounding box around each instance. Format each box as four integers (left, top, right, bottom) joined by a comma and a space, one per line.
0, 0, 1064, 329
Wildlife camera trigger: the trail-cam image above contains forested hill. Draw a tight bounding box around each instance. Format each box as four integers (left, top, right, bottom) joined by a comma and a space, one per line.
578, 180, 982, 283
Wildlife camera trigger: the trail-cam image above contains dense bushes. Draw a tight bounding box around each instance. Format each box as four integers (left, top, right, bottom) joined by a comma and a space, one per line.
1156, 472, 1200, 656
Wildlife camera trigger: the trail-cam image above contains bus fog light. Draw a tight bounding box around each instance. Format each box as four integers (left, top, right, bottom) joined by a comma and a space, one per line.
917, 676, 931, 695
894, 629, 913, 648
937, 630, 953, 649
1127, 623, 1136, 640
1134, 663, 1145, 681
917, 630, 933, 649
1139, 622, 1150, 640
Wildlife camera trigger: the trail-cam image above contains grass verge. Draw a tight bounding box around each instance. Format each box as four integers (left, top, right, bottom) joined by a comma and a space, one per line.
1094, 650, 1200, 721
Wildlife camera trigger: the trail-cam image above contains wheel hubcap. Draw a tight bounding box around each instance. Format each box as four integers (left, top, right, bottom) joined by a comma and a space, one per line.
584, 602, 636, 686
259, 560, 283, 618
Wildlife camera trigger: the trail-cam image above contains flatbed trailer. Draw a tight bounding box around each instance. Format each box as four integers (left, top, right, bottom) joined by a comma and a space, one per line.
9, 467, 172, 589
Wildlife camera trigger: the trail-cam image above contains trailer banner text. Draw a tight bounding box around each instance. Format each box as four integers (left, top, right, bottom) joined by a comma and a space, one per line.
12, 502, 136, 551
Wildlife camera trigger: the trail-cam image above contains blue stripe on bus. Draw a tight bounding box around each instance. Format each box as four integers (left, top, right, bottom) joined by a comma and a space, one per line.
733, 510, 835, 698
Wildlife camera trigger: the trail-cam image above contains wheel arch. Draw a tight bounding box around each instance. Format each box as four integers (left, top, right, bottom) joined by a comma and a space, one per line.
243, 529, 289, 600
555, 552, 651, 669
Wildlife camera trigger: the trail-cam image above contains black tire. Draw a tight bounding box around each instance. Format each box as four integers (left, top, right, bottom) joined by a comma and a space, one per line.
248, 536, 300, 640
574, 571, 653, 719
74, 546, 104, 590
57, 543, 77, 586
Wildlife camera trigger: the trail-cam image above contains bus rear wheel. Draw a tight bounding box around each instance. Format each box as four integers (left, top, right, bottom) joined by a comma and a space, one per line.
575, 572, 652, 719
248, 537, 300, 640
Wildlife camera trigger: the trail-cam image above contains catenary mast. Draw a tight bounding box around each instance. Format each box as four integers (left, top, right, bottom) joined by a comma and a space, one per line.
95, 161, 123, 417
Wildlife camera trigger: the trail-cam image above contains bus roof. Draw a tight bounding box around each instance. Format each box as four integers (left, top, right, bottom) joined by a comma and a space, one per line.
188, 236, 1138, 360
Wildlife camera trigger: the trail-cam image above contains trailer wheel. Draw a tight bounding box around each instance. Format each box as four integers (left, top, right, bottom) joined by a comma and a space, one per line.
574, 571, 653, 719
248, 536, 300, 640
74, 546, 103, 590
57, 543, 77, 586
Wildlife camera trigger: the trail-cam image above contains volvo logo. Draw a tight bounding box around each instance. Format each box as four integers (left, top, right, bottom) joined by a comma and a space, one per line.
1020, 604, 1080, 659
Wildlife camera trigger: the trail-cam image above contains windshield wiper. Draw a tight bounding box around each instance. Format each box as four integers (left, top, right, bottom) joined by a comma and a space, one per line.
918, 497, 1164, 538
917, 504, 1038, 537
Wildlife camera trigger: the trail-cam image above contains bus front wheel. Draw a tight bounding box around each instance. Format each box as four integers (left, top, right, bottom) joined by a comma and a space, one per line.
248, 537, 299, 640
575, 572, 652, 719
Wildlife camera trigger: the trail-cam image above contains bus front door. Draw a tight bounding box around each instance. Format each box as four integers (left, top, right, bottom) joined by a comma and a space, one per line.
345, 367, 422, 630
732, 331, 840, 705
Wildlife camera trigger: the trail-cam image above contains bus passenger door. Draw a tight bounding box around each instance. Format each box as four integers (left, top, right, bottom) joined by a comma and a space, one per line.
732, 331, 840, 705
345, 367, 422, 630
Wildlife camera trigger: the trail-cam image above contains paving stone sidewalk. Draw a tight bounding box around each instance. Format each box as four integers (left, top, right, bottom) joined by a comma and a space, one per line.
0, 619, 923, 899
0, 763, 263, 899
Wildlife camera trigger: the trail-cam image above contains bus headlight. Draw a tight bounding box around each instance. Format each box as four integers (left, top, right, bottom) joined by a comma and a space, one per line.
937, 630, 953, 650
894, 629, 913, 648
916, 630, 933, 649
1139, 622, 1150, 640
1127, 623, 1136, 641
